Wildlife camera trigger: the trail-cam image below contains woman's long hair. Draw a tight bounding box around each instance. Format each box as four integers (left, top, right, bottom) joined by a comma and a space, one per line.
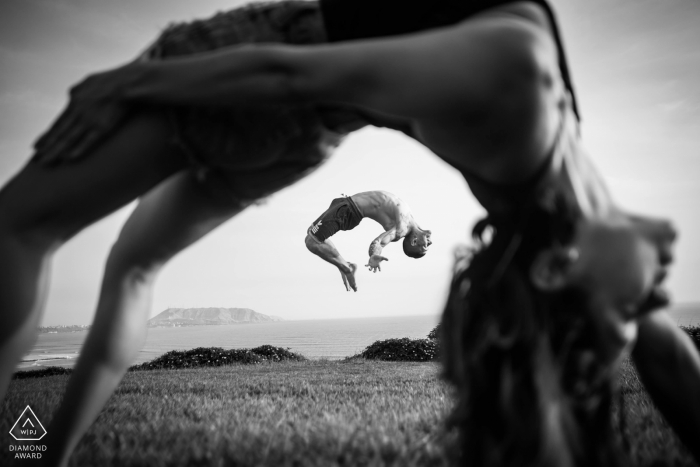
441, 196, 626, 467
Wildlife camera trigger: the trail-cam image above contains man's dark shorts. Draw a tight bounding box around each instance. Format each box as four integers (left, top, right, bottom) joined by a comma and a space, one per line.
309, 197, 363, 242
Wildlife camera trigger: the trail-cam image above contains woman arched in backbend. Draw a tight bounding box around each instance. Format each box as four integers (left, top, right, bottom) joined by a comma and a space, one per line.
1, 0, 699, 465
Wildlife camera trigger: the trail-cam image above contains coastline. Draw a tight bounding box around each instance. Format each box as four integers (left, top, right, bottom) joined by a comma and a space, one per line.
19, 315, 439, 371
20, 307, 700, 372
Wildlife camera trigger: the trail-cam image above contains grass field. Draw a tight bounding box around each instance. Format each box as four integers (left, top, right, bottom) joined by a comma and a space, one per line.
1, 359, 698, 467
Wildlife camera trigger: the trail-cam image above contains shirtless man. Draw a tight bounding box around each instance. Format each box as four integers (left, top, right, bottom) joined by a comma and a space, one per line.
305, 191, 432, 291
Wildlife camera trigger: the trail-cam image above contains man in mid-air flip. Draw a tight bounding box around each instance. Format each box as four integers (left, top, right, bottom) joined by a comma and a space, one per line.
305, 191, 432, 292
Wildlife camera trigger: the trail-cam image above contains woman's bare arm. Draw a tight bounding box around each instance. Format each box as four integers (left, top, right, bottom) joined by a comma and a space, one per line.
36, 6, 560, 174
632, 311, 700, 461
120, 13, 557, 121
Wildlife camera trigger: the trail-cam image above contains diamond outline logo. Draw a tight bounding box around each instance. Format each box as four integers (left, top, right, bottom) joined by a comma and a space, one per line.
9, 406, 47, 441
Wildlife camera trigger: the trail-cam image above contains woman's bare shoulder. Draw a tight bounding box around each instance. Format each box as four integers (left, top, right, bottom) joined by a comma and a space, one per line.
423, 2, 567, 182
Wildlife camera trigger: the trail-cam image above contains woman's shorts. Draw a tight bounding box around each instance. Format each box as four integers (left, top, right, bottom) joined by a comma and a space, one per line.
142, 1, 345, 204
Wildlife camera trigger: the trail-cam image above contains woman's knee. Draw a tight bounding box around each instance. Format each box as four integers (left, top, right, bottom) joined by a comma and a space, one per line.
0, 161, 118, 251
103, 241, 170, 287
104, 252, 162, 288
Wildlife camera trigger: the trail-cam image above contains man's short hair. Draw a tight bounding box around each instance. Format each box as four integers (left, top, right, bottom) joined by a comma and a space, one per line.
403, 234, 427, 259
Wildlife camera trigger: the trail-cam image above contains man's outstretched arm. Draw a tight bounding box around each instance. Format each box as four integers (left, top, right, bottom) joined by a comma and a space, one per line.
631, 310, 700, 462
366, 229, 397, 272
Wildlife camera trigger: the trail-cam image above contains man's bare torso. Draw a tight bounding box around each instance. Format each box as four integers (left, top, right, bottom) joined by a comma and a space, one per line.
350, 191, 412, 236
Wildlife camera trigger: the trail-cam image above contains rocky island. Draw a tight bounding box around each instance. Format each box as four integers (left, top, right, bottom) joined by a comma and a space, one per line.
147, 307, 282, 327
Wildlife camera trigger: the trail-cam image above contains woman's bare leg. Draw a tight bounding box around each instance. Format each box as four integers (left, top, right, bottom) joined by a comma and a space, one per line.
0, 111, 188, 402
42, 172, 246, 466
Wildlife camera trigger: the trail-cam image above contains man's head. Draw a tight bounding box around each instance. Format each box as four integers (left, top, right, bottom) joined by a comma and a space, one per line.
403, 229, 432, 258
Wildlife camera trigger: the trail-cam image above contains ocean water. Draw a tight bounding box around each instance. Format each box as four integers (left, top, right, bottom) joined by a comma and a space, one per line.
667, 304, 700, 327
19, 314, 439, 370
19, 305, 700, 371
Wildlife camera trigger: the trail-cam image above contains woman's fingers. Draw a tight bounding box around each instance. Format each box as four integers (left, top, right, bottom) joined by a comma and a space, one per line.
36, 123, 90, 165
48, 123, 89, 162
33, 102, 127, 165
68, 131, 102, 162
33, 107, 80, 152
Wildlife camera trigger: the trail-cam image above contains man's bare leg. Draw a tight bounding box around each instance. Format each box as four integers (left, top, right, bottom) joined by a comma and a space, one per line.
305, 233, 357, 291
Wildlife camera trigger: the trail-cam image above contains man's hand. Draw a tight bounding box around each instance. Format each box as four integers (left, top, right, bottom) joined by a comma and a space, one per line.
365, 255, 388, 273
32, 65, 134, 165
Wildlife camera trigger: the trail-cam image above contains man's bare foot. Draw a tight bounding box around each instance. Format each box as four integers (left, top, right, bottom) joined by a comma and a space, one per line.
346, 263, 357, 292
339, 263, 358, 292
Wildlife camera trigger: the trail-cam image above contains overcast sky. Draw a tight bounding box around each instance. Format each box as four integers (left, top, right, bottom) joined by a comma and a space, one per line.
1, 0, 699, 326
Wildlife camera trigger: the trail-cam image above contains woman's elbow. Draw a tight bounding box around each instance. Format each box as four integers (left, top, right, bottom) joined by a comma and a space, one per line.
228, 46, 315, 105
275, 49, 324, 104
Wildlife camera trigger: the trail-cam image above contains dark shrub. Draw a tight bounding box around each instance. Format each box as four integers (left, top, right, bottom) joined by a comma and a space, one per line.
427, 324, 441, 341
130, 347, 264, 371
250, 345, 306, 362
14, 346, 308, 378
130, 346, 306, 371
13, 366, 73, 379
358, 337, 438, 362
